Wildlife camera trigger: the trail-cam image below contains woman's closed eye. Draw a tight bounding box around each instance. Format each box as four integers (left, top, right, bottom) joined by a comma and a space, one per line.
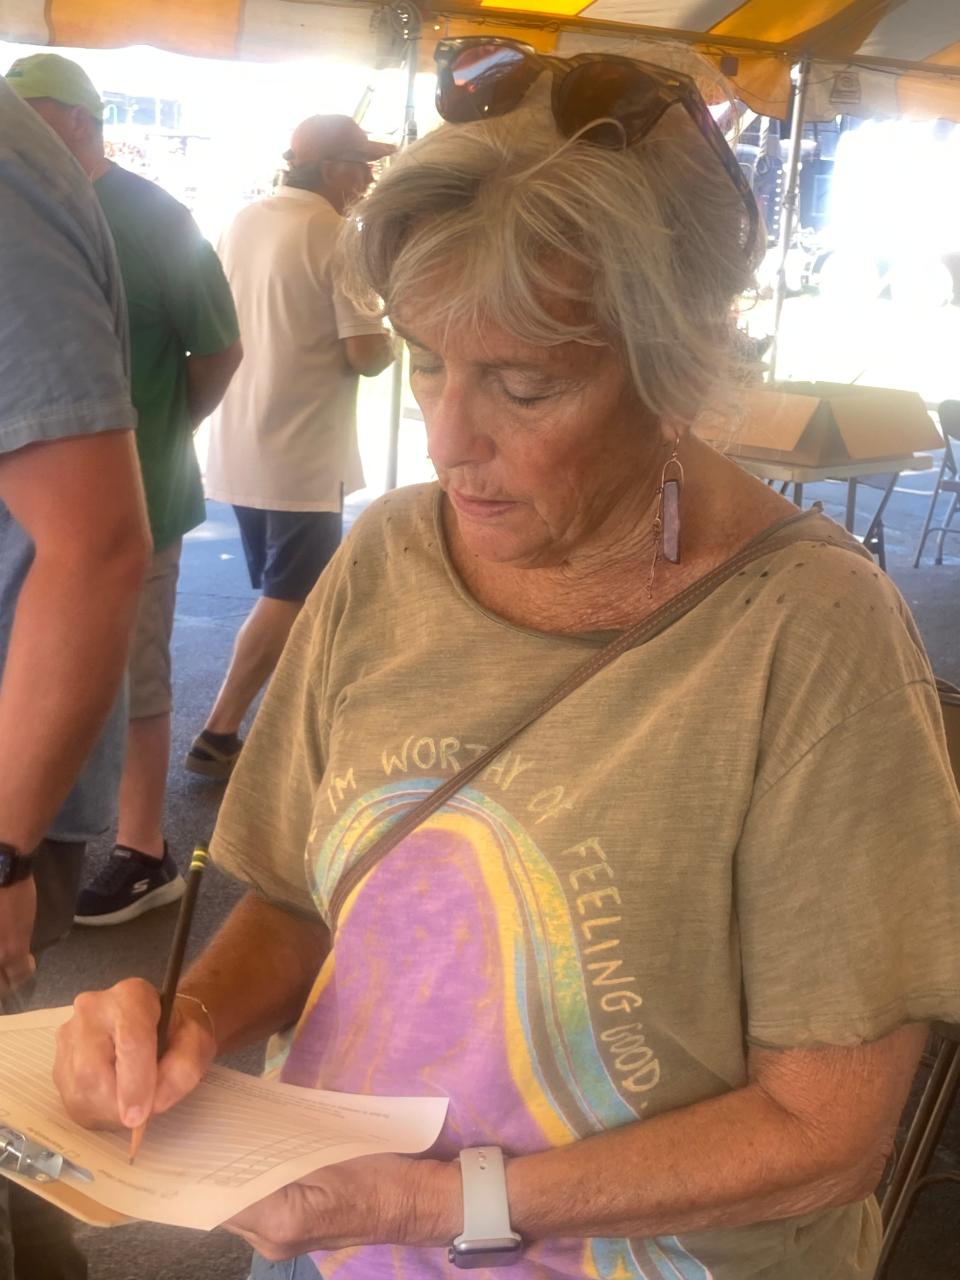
498, 377, 568, 409
501, 383, 550, 408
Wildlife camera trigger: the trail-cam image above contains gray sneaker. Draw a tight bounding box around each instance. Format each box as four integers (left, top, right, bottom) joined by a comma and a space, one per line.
73, 844, 185, 926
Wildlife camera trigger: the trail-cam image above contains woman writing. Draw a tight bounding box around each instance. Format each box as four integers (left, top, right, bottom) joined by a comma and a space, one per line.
54, 40, 960, 1280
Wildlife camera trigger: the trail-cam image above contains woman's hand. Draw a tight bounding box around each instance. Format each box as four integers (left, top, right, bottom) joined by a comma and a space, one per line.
223, 1154, 461, 1261
53, 977, 217, 1131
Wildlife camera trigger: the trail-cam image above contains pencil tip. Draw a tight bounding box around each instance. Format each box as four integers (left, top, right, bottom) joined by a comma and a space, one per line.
128, 1122, 146, 1165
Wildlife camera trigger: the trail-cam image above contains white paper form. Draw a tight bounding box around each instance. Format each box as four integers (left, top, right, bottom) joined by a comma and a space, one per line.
0, 1007, 448, 1230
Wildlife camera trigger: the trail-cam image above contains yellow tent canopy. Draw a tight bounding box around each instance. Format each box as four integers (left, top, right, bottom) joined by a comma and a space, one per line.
2, 0, 958, 120
428, 0, 960, 121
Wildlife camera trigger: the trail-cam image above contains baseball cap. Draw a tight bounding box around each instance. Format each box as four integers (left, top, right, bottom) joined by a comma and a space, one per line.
5, 53, 104, 121
285, 115, 395, 167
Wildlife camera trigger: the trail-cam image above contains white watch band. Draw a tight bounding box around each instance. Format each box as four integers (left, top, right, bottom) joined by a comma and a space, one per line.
450, 1147, 522, 1266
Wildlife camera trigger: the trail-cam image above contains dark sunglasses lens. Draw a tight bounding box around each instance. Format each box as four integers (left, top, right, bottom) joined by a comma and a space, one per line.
439, 44, 540, 123
557, 62, 667, 146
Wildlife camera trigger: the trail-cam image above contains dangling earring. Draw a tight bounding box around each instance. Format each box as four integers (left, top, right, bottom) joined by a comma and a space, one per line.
647, 433, 684, 599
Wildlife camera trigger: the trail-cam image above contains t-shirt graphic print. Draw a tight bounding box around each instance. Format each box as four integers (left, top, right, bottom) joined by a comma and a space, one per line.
283, 777, 711, 1280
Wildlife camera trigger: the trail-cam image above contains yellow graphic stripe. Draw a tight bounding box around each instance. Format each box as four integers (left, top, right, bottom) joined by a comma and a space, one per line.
428, 811, 576, 1148
298, 951, 337, 1025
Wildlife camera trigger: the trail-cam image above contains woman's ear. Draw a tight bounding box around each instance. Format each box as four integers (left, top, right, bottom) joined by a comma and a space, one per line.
658, 418, 689, 447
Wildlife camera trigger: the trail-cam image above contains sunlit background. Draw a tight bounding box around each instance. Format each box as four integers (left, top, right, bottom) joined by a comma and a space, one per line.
4, 37, 960, 496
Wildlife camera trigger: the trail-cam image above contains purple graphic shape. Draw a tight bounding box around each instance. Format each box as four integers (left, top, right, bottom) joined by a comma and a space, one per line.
282, 826, 556, 1157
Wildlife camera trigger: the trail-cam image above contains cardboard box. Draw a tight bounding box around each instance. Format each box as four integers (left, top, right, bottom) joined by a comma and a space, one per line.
700, 382, 941, 467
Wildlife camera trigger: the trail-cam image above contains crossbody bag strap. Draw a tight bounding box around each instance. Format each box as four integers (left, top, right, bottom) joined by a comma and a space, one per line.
327, 514, 839, 927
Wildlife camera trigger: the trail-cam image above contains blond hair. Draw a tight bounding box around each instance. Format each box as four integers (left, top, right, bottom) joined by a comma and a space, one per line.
339, 71, 759, 424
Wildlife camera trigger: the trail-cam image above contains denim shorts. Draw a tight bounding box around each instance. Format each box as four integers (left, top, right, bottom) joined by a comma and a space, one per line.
248, 1253, 319, 1280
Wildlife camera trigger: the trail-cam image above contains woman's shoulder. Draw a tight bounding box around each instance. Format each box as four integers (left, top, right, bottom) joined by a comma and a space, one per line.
698, 514, 941, 793
724, 515, 937, 740
753, 514, 910, 628
345, 482, 440, 553
304, 482, 446, 629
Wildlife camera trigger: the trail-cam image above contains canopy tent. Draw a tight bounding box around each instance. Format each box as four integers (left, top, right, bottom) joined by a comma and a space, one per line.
1, 0, 960, 120
2, 0, 959, 121
422, 1, 960, 121
4, 0, 957, 464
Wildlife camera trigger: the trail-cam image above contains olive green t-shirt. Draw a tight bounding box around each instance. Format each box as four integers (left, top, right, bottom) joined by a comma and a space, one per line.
95, 163, 239, 550
212, 483, 960, 1280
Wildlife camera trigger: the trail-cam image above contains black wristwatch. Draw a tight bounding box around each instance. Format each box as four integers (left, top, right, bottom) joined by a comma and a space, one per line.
0, 843, 35, 888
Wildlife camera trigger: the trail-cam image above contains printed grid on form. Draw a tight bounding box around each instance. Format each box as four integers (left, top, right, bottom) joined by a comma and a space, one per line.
1, 1025, 381, 1183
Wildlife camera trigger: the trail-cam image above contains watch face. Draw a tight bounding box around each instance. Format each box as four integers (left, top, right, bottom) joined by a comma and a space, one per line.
0, 845, 31, 887
448, 1242, 523, 1270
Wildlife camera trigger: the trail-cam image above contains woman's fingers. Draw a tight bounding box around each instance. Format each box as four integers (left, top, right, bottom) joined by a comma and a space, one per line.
54, 981, 217, 1132
53, 978, 160, 1129
222, 1155, 442, 1258
112, 987, 166, 1128
223, 1186, 305, 1260
153, 1004, 217, 1115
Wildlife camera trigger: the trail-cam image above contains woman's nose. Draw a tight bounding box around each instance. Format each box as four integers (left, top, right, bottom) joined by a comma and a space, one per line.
424, 377, 495, 472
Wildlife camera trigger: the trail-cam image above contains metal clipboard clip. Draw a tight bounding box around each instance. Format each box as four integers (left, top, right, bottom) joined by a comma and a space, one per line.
0, 1124, 93, 1184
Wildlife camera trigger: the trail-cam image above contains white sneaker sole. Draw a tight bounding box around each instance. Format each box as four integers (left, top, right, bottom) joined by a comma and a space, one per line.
73, 875, 186, 927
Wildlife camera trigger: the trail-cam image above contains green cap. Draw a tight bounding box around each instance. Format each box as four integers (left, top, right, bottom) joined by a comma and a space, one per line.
5, 53, 103, 121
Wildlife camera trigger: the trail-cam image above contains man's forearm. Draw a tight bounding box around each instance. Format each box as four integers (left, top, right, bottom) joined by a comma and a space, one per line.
0, 545, 144, 852
180, 890, 329, 1054
186, 343, 242, 427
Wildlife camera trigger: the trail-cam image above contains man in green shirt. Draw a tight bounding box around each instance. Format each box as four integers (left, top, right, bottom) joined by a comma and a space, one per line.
7, 54, 243, 925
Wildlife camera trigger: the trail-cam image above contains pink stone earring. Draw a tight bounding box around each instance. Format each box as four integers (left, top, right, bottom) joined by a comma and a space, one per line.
648, 433, 684, 598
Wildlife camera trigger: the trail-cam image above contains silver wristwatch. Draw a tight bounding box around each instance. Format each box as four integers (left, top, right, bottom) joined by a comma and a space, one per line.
448, 1146, 523, 1270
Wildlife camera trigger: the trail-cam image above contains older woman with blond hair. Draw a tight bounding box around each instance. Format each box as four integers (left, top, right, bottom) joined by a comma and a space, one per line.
54, 40, 960, 1280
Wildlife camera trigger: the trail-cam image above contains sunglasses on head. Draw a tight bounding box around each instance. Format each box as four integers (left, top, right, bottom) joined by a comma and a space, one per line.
434, 37, 759, 257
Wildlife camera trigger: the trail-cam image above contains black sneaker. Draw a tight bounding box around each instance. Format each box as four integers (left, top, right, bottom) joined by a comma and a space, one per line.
73, 844, 185, 927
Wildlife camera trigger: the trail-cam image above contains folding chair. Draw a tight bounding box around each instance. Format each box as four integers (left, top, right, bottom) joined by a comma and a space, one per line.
876, 682, 960, 1276
845, 474, 892, 570
913, 401, 960, 567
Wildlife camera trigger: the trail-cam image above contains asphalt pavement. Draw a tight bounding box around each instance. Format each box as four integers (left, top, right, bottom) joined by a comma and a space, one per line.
24, 470, 960, 1280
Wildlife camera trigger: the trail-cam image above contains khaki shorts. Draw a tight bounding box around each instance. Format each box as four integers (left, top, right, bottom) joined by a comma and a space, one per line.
128, 539, 182, 720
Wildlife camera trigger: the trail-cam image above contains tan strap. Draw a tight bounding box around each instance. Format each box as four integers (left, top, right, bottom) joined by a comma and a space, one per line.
327, 511, 846, 926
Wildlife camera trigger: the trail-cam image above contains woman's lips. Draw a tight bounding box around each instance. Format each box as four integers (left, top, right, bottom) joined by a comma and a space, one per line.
448, 489, 518, 519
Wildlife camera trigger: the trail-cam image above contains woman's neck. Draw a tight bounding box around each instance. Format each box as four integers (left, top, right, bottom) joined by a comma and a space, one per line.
443, 441, 796, 634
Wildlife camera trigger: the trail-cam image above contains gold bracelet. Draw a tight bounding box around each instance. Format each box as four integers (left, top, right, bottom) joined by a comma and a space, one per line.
174, 992, 217, 1043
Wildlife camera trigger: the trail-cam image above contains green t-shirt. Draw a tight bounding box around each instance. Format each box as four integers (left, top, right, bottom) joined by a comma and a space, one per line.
95, 163, 239, 550
212, 484, 960, 1280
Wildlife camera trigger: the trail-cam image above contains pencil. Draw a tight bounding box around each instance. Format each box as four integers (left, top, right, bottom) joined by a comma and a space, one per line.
129, 842, 210, 1164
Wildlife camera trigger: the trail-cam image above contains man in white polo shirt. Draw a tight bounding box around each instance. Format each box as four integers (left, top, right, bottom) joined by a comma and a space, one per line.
188, 115, 394, 779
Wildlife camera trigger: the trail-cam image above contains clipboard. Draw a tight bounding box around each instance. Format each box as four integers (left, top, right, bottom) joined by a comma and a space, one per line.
0, 1124, 130, 1227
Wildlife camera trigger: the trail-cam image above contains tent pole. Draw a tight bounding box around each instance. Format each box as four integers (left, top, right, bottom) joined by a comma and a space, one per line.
385, 9, 420, 492
769, 56, 812, 382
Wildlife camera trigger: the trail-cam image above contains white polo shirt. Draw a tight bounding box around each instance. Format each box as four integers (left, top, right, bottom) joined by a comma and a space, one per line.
205, 186, 384, 512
